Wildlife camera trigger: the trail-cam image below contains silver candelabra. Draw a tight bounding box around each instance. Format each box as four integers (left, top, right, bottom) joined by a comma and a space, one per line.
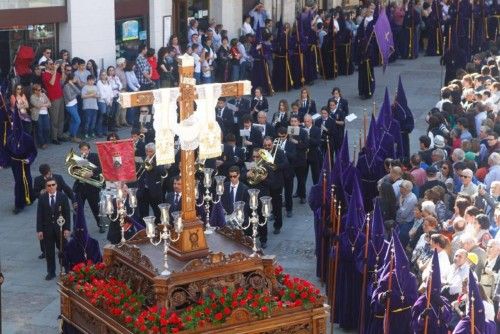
143, 203, 183, 276
100, 187, 138, 245
230, 189, 272, 257
196, 167, 225, 234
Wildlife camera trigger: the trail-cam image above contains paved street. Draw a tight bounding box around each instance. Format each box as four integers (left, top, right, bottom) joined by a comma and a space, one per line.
0, 55, 443, 333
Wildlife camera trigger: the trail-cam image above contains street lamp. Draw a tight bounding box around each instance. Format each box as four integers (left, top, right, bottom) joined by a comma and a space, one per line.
143, 203, 183, 276
100, 187, 138, 245
197, 168, 225, 234
230, 189, 272, 257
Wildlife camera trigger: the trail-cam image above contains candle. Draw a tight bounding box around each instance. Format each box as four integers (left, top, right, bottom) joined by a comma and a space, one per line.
144, 216, 156, 238
248, 189, 260, 210
203, 168, 213, 188
158, 203, 170, 224
117, 188, 124, 200
260, 196, 272, 217
215, 175, 226, 196
105, 195, 114, 215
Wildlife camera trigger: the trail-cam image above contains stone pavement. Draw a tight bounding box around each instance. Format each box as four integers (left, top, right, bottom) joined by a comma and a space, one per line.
0, 55, 443, 333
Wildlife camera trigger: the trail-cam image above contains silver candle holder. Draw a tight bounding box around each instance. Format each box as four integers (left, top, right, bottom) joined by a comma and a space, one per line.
100, 187, 138, 245
196, 167, 225, 234
231, 189, 272, 257
56, 213, 66, 276
143, 203, 183, 276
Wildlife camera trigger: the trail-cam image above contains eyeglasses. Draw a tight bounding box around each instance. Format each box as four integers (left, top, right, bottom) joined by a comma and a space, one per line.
229, 175, 238, 179
46, 183, 56, 187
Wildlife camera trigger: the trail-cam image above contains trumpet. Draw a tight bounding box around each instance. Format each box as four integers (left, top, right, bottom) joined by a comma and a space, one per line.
136, 153, 156, 179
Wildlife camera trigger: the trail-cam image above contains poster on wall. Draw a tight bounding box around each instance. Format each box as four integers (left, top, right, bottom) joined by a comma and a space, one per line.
122, 20, 139, 41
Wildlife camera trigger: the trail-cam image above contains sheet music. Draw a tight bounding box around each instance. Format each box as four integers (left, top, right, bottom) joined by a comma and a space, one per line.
311, 113, 321, 120
345, 114, 357, 122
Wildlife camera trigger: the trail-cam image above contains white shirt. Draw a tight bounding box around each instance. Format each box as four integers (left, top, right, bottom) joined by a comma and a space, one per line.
193, 53, 201, 73
445, 263, 470, 295
241, 22, 255, 36
97, 81, 114, 104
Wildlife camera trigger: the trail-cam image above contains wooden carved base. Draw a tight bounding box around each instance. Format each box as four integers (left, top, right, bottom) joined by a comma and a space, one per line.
169, 218, 209, 261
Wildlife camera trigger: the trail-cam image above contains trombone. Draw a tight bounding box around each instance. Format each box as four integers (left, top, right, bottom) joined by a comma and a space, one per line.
136, 153, 156, 180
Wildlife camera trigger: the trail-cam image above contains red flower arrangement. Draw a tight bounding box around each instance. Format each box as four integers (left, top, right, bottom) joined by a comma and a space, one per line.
63, 262, 322, 334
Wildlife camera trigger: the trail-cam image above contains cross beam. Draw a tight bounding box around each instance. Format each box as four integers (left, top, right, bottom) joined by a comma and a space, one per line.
119, 57, 251, 260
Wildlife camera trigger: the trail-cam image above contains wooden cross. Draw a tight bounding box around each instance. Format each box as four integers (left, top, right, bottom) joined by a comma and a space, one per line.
119, 55, 250, 260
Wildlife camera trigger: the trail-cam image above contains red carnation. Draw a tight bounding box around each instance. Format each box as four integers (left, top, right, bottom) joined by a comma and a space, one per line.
231, 301, 238, 308
261, 305, 269, 313
214, 312, 223, 321
300, 292, 308, 299
223, 307, 231, 315
204, 307, 211, 315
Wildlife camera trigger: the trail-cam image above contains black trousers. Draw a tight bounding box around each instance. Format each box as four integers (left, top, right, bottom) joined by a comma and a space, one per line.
43, 224, 66, 275
305, 158, 320, 185
294, 165, 307, 199
283, 174, 294, 212
270, 187, 283, 230
77, 189, 100, 227
138, 188, 162, 224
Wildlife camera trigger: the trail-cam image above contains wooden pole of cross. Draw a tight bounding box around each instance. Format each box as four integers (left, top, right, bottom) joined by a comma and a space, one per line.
119, 55, 251, 260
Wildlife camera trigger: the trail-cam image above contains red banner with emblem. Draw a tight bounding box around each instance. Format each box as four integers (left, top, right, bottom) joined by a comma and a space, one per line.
96, 139, 136, 182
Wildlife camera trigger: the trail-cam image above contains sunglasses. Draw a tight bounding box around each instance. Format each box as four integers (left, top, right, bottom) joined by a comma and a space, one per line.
33, 88, 41, 91
229, 175, 238, 178
47, 183, 56, 187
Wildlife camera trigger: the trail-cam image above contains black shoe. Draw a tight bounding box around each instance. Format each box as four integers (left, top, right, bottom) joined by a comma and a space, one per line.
58, 137, 68, 142
273, 228, 281, 235
261, 242, 267, 249
12, 207, 22, 215
52, 140, 61, 145
45, 273, 56, 281
38, 253, 45, 259
292, 193, 299, 198
286, 211, 293, 218
299, 198, 306, 204
99, 225, 106, 233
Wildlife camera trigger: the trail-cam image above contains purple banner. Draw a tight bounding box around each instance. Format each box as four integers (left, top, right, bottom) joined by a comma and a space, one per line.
374, 8, 394, 72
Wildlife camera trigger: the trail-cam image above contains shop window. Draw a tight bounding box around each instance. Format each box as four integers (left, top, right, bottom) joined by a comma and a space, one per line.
115, 17, 147, 60
0, 0, 65, 10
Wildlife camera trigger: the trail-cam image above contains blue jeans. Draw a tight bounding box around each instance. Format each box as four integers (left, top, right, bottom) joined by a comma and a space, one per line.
84, 109, 97, 135
231, 64, 240, 82
194, 72, 201, 84
36, 114, 50, 145
65, 104, 81, 137
202, 75, 213, 84
96, 102, 109, 136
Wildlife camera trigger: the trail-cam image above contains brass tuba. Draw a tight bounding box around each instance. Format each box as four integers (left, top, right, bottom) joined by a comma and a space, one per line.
248, 149, 274, 185
65, 149, 105, 188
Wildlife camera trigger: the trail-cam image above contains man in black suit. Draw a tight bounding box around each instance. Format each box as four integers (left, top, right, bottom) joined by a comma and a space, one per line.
288, 116, 310, 204
303, 114, 322, 185
132, 129, 146, 159
276, 127, 297, 217
256, 111, 276, 139
314, 107, 335, 161
227, 95, 251, 134
36, 177, 71, 280
250, 87, 269, 122
215, 97, 234, 137
262, 136, 288, 234
221, 166, 249, 217
137, 143, 166, 223
33, 164, 74, 259
239, 115, 263, 159
165, 176, 182, 214
217, 134, 245, 177
73, 142, 104, 232
241, 149, 271, 248
289, 102, 305, 124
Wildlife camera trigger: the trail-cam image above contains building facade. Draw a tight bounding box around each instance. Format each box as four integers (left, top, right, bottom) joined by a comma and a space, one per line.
0, 0, 345, 79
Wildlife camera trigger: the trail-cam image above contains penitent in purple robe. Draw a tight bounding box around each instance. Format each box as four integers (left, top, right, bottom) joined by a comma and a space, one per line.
372, 231, 418, 334
411, 249, 452, 334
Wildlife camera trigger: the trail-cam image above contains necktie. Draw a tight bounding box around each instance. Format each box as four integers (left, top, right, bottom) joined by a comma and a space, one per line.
229, 186, 236, 212
50, 195, 55, 210
174, 193, 179, 207
279, 113, 283, 121
303, 100, 307, 108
